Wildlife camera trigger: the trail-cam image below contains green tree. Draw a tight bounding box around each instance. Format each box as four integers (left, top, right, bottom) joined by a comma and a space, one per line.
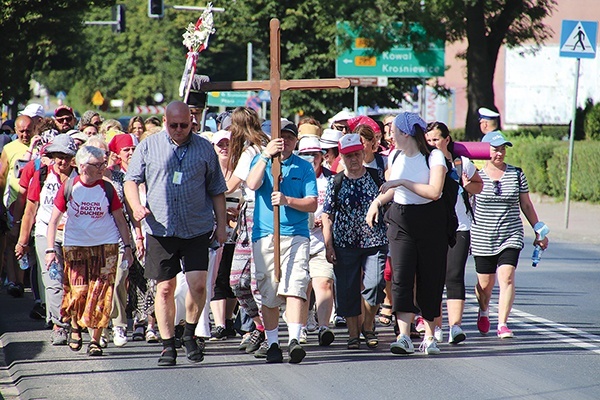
0, 0, 114, 114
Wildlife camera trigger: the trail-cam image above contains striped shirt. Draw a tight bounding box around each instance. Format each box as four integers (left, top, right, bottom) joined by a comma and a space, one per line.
125, 130, 227, 239
471, 165, 528, 256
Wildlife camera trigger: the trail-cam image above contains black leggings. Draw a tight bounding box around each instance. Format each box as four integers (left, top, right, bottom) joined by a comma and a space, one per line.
386, 201, 448, 321
445, 231, 470, 300
211, 243, 236, 301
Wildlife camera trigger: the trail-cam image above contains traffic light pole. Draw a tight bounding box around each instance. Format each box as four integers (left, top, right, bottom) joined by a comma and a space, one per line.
84, 4, 125, 33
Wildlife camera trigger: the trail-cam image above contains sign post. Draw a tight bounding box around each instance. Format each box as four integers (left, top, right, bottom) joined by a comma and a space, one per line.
559, 20, 598, 229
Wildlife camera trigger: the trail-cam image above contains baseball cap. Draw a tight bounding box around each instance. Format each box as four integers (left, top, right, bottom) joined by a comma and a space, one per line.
55, 105, 74, 117
211, 130, 231, 145
261, 119, 298, 137
338, 133, 364, 155
44, 134, 77, 156
19, 103, 45, 118
482, 130, 512, 147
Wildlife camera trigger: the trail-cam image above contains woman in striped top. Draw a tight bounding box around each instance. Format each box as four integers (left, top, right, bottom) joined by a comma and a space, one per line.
471, 131, 548, 339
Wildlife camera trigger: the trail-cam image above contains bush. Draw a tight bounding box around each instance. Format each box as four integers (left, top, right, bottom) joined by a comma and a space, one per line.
584, 103, 600, 140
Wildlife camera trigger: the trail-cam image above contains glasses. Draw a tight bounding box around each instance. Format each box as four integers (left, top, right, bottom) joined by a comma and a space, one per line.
87, 161, 108, 169
168, 123, 190, 130
492, 180, 501, 196
56, 116, 72, 123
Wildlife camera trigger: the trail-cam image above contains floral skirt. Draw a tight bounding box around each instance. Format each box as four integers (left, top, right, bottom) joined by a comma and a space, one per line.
61, 243, 119, 329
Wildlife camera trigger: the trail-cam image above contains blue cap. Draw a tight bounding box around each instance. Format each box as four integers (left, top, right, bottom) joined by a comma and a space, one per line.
482, 130, 512, 147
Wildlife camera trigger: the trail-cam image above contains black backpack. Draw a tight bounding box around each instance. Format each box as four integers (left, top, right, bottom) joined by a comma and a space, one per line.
425, 154, 459, 248
330, 167, 383, 208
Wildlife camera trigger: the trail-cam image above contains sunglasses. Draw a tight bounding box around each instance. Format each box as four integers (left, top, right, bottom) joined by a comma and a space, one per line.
332, 124, 348, 132
56, 116, 72, 123
168, 123, 190, 130
492, 180, 501, 196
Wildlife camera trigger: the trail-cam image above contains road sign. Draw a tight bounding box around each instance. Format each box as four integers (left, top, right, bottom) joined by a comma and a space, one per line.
348, 77, 388, 87
207, 91, 251, 107
91, 90, 104, 106
336, 22, 445, 78
56, 91, 66, 100
560, 20, 598, 59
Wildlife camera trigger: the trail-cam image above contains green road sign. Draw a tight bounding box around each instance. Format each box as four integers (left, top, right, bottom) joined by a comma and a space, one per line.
335, 22, 445, 78
207, 91, 251, 107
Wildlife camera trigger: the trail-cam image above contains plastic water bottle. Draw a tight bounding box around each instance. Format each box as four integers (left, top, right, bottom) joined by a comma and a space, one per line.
49, 260, 61, 280
18, 254, 29, 270
531, 222, 550, 267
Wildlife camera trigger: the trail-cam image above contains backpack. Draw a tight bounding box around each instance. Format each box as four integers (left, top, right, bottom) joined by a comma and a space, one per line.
63, 177, 116, 214
425, 153, 459, 248
330, 167, 383, 209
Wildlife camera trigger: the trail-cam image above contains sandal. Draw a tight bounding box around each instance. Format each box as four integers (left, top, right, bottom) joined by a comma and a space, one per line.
158, 347, 177, 367
361, 325, 379, 349
68, 325, 83, 352
347, 337, 360, 349
87, 341, 103, 356
378, 304, 393, 327
182, 336, 205, 363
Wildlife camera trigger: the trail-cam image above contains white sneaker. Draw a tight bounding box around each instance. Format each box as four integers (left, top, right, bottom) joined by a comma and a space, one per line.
448, 325, 466, 344
112, 326, 127, 347
434, 326, 443, 342
299, 327, 308, 344
306, 310, 318, 332
420, 336, 440, 355
390, 333, 414, 355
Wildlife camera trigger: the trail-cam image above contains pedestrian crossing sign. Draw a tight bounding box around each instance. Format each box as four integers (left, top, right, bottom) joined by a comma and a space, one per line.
560, 20, 597, 59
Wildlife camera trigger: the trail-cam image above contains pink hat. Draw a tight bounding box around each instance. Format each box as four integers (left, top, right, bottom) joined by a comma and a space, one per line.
347, 115, 380, 133
211, 130, 231, 145
54, 105, 74, 117
108, 133, 138, 154
338, 134, 364, 155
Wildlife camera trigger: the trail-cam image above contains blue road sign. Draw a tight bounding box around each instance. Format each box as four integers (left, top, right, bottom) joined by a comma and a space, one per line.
560, 20, 597, 59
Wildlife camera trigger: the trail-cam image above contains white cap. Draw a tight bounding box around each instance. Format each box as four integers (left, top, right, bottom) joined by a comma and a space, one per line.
298, 136, 322, 153
478, 107, 500, 119
320, 128, 343, 149
338, 133, 364, 155
211, 130, 231, 145
330, 109, 355, 123
19, 103, 45, 118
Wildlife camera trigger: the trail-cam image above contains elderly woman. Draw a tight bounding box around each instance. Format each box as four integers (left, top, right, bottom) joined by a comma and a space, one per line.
366, 112, 448, 355
45, 146, 133, 356
471, 131, 548, 339
322, 134, 387, 350
15, 135, 78, 347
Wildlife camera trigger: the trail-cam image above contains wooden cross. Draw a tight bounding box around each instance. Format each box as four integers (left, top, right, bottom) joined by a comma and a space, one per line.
200, 19, 350, 282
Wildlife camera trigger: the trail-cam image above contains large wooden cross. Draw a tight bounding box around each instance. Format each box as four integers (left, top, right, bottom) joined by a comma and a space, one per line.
201, 19, 350, 281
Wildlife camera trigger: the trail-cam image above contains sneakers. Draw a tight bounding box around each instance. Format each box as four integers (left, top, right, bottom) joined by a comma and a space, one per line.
306, 310, 318, 332
245, 329, 265, 354
132, 325, 145, 341
238, 332, 252, 351
253, 341, 269, 358
146, 328, 159, 343
318, 326, 335, 346
224, 319, 237, 338
7, 282, 24, 298
390, 334, 414, 355
497, 325, 514, 339
51, 327, 68, 345
29, 303, 46, 320
477, 310, 491, 335
419, 336, 441, 355
449, 325, 466, 344
334, 315, 347, 327
265, 342, 283, 363
288, 339, 306, 364
299, 327, 308, 344
415, 315, 426, 334
112, 326, 127, 347
99, 331, 109, 348
210, 325, 228, 341
434, 326, 443, 342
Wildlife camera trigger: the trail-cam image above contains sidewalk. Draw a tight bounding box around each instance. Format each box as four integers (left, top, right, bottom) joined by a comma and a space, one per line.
526, 194, 600, 244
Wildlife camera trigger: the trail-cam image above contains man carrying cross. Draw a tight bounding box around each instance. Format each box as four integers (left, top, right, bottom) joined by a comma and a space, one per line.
245, 119, 317, 364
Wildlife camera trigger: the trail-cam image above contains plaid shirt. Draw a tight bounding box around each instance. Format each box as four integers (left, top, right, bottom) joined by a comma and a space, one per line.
125, 130, 227, 239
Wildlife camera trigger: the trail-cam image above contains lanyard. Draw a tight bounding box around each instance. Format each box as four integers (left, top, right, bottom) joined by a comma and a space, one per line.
173, 144, 189, 170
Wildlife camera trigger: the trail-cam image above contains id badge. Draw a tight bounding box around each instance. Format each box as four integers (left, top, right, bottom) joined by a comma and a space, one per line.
173, 171, 183, 185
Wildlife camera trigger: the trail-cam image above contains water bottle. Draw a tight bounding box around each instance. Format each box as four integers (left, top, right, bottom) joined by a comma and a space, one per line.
49, 260, 61, 280
18, 254, 29, 270
531, 222, 550, 267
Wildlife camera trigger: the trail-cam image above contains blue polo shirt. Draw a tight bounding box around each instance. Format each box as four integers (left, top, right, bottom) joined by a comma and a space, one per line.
251, 153, 317, 242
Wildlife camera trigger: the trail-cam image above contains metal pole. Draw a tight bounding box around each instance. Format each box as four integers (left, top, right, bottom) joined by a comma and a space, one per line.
564, 57, 580, 229
247, 42, 253, 81
353, 86, 358, 113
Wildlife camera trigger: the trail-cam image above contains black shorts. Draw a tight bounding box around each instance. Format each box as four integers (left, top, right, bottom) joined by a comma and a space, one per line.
474, 248, 520, 274
145, 233, 210, 282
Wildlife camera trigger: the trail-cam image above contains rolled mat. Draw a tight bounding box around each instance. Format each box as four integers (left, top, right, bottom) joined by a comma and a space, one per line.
453, 142, 490, 160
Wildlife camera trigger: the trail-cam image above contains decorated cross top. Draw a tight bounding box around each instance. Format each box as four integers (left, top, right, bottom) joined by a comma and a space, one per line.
199, 19, 350, 281
179, 3, 216, 103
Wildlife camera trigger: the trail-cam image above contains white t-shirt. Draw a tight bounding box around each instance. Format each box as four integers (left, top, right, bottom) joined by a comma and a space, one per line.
233, 145, 261, 202
389, 149, 446, 205
54, 177, 122, 247
308, 171, 327, 254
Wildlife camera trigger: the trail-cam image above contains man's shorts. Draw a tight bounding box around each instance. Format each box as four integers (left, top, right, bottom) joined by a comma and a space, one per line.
252, 235, 310, 308
145, 233, 210, 282
308, 250, 334, 280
